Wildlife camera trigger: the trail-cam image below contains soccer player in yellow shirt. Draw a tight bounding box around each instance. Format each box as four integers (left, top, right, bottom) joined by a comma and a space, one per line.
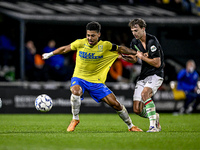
42, 21, 142, 132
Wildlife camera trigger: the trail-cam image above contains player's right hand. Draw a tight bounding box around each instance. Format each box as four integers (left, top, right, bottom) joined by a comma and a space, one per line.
42, 52, 54, 60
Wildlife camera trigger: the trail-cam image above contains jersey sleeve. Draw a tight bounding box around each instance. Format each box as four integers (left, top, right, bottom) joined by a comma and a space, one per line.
111, 43, 118, 51
106, 41, 118, 51
70, 39, 83, 51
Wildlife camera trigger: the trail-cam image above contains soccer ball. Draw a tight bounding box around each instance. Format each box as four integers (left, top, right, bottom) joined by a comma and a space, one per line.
35, 94, 53, 112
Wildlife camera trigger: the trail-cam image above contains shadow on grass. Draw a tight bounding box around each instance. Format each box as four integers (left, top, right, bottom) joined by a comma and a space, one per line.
0, 130, 147, 134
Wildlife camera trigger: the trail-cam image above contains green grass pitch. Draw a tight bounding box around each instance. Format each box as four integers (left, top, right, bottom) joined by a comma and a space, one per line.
0, 113, 200, 150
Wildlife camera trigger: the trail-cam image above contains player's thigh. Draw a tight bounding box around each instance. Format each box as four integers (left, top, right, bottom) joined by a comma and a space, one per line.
133, 80, 145, 102
144, 74, 163, 95
101, 93, 122, 111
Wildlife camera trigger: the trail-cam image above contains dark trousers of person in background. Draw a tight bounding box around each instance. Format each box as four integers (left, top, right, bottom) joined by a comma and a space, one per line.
183, 91, 200, 113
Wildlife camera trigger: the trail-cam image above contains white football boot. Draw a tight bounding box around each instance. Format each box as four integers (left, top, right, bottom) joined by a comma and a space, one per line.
156, 113, 161, 132
147, 126, 159, 132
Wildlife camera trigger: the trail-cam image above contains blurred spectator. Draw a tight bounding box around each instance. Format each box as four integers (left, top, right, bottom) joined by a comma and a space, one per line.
177, 59, 200, 114
108, 54, 142, 83
119, 57, 134, 81
43, 40, 73, 81
0, 31, 16, 81
128, 58, 142, 83
0, 34, 16, 67
25, 40, 47, 81
25, 40, 36, 81
182, 0, 191, 12
190, 0, 200, 16
108, 58, 130, 82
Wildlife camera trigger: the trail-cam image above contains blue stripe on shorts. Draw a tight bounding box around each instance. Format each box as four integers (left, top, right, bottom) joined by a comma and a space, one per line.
70, 77, 112, 103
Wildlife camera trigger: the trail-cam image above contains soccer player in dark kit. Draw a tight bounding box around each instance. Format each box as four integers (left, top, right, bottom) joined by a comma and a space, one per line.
121, 18, 164, 132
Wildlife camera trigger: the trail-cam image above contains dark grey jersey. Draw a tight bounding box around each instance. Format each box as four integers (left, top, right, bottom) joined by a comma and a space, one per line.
130, 33, 164, 81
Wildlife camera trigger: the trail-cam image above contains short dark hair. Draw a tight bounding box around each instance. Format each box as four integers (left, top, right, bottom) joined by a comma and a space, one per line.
128, 18, 146, 29
86, 21, 101, 33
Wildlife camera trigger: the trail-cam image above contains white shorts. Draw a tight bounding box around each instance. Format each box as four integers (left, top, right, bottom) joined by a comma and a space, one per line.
133, 74, 163, 102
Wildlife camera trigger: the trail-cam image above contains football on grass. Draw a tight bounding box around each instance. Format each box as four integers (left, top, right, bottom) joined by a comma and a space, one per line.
35, 94, 53, 112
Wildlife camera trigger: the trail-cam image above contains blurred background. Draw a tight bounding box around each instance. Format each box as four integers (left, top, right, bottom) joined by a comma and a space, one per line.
0, 0, 200, 113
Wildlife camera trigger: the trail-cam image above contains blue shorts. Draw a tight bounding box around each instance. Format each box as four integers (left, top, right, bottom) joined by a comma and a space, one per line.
70, 77, 112, 103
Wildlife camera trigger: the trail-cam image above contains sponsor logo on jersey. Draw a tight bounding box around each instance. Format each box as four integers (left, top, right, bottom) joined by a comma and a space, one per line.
72, 81, 76, 85
150, 45, 157, 52
97, 45, 103, 52
79, 51, 103, 59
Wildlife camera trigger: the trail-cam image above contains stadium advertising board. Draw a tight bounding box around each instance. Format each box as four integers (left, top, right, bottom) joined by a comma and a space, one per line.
0, 86, 186, 113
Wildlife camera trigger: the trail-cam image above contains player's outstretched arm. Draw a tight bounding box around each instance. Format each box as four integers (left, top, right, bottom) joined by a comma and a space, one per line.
119, 54, 138, 64
117, 45, 137, 55
42, 44, 71, 60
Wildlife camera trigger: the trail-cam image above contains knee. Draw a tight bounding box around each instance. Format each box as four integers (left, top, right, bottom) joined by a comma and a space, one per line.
72, 91, 81, 96
71, 86, 82, 96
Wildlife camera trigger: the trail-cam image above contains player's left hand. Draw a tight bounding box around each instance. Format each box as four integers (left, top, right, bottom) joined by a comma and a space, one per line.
136, 51, 144, 59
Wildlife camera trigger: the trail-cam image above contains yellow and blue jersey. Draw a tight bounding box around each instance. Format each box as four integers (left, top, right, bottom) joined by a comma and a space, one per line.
70, 38, 118, 83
